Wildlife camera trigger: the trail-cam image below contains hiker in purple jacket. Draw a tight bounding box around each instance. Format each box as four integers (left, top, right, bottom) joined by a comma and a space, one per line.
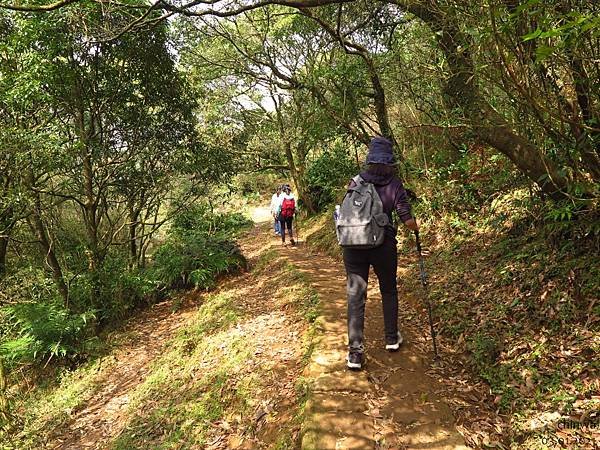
344, 137, 419, 370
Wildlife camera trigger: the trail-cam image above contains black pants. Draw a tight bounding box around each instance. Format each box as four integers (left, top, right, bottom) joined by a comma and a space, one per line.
279, 216, 293, 242
343, 238, 398, 353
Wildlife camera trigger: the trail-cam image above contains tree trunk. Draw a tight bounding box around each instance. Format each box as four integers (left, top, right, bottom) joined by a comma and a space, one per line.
477, 106, 571, 192
295, 141, 317, 214
76, 103, 104, 312
395, 0, 570, 199
0, 234, 8, 277
271, 92, 317, 214
283, 141, 316, 214
0, 179, 13, 278
128, 205, 140, 269
366, 58, 398, 154
28, 215, 69, 307
568, 55, 600, 181
129, 220, 137, 268
26, 163, 69, 307
0, 355, 12, 431
82, 148, 100, 272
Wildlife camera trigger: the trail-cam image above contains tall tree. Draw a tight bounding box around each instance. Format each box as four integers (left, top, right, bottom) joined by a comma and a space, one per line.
1, 5, 202, 313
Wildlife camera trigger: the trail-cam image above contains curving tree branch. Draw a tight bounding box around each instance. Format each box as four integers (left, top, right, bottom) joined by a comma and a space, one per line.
0, 0, 355, 13
0, 0, 81, 11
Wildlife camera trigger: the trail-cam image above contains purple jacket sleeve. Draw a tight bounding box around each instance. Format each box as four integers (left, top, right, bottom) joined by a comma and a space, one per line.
394, 181, 413, 223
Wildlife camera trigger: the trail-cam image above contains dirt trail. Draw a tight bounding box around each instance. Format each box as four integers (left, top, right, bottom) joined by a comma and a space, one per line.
51, 301, 198, 449
46, 207, 304, 450
278, 235, 468, 449
45, 207, 468, 449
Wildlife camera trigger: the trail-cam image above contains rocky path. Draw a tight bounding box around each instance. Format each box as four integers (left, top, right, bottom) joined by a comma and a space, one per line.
44, 207, 469, 449
278, 236, 468, 449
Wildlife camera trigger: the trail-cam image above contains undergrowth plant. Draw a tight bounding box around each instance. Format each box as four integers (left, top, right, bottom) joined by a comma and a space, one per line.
402, 152, 600, 446
150, 205, 251, 291
0, 204, 252, 370
305, 144, 358, 212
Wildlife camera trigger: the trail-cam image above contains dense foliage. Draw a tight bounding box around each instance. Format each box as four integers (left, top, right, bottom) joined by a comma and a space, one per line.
0, 205, 250, 366
0, 0, 598, 446
305, 142, 359, 211
0, 6, 246, 372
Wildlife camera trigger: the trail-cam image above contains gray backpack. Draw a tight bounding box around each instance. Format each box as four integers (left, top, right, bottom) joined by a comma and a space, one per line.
336, 175, 390, 249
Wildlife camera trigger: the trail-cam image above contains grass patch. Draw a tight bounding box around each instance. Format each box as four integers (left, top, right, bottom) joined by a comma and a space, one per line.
107, 291, 248, 449
272, 377, 313, 450
4, 233, 322, 449
3, 354, 118, 449
301, 215, 341, 260
252, 248, 280, 274
274, 262, 320, 324
109, 246, 321, 449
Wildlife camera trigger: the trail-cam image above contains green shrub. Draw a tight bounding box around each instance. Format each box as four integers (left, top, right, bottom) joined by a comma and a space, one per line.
0, 205, 251, 368
65, 253, 158, 323
171, 204, 252, 238
151, 232, 245, 291
468, 331, 502, 371
0, 268, 95, 366
98, 255, 158, 320
412, 147, 521, 225
234, 172, 280, 197
150, 207, 250, 291
305, 145, 358, 211
0, 300, 94, 365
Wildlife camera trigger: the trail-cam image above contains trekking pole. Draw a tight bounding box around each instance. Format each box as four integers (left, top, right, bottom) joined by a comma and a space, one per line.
415, 230, 439, 359
294, 213, 299, 245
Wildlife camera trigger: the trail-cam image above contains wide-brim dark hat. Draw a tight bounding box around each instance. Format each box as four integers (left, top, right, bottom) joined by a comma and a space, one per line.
365, 136, 397, 166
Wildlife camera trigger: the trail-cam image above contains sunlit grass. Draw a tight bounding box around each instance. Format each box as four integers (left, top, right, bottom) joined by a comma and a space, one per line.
5, 355, 118, 449
4, 236, 321, 450
107, 247, 320, 449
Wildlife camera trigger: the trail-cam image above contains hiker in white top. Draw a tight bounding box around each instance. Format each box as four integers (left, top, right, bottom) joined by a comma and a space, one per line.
270, 185, 283, 236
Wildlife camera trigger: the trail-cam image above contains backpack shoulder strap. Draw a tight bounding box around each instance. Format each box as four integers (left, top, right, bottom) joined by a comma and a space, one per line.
349, 175, 364, 192
352, 175, 364, 185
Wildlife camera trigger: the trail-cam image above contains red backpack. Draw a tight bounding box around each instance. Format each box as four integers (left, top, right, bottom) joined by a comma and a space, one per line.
280, 197, 296, 218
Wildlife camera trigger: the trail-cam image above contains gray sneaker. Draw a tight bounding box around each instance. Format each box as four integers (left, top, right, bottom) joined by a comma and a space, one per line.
346, 352, 364, 370
385, 331, 403, 351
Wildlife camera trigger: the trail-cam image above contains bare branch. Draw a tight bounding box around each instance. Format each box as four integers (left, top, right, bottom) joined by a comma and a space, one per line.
0, 0, 81, 11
